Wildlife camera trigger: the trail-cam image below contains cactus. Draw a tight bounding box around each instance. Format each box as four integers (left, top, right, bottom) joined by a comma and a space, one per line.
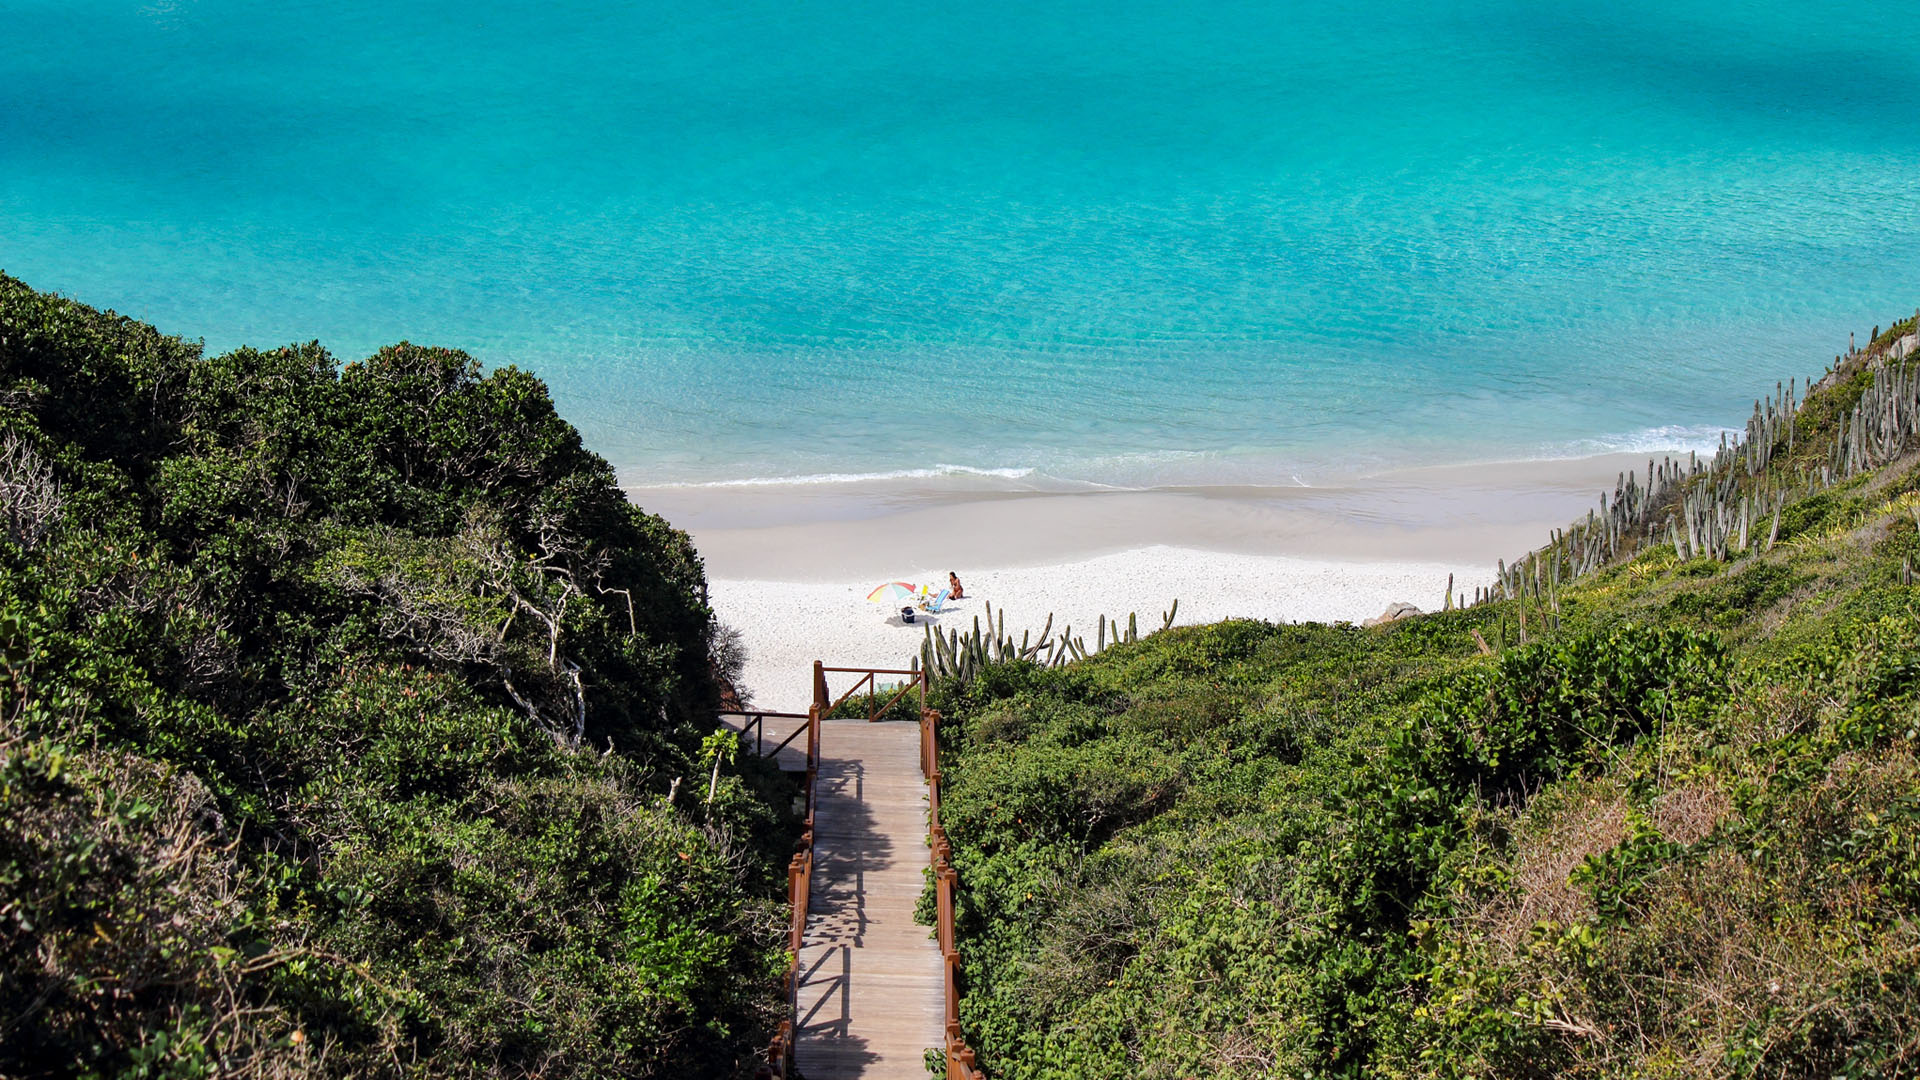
1468, 320, 1920, 601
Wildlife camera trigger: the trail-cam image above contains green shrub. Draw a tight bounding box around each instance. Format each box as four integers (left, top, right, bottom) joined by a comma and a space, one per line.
0, 273, 785, 1078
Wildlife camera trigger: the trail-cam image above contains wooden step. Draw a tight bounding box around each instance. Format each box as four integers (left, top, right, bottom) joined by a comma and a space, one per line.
794, 720, 943, 1079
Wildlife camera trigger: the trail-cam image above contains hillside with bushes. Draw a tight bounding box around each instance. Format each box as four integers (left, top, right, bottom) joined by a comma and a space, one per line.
925, 319, 1920, 1077
0, 274, 790, 1078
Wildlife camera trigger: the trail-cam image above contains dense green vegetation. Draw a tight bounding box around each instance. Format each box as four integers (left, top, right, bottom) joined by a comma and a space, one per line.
0, 274, 790, 1078
10, 268, 1916, 1078
929, 329, 1920, 1077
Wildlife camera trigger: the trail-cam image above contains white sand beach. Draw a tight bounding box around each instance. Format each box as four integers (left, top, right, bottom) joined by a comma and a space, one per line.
707, 548, 1486, 709
633, 452, 1675, 708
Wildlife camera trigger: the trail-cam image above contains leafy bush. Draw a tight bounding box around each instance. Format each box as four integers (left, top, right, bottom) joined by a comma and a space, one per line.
928, 351, 1920, 1078
0, 274, 786, 1078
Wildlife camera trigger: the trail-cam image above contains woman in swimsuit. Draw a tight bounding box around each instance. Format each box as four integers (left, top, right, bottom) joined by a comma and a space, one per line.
948, 572, 965, 599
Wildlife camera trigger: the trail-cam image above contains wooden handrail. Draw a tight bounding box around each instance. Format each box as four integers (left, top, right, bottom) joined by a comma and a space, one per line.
921, 706, 985, 1079
766, 721, 810, 758
759, 698, 822, 1078
819, 662, 929, 722
826, 670, 875, 715
759, 662, 947, 1077
721, 710, 811, 756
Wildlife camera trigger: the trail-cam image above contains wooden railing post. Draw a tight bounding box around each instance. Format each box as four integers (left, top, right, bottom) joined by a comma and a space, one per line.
770, 670, 982, 1077
764, 844, 810, 1078
805, 704, 820, 829
756, 669, 834, 1078
919, 704, 983, 1079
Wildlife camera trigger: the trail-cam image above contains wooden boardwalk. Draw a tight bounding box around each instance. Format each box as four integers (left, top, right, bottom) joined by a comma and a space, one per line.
792, 718, 943, 1078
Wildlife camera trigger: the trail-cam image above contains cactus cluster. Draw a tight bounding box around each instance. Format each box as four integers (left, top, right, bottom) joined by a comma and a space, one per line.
1829, 356, 1920, 480
913, 598, 1179, 688
909, 320, 1920, 667
1487, 451, 1696, 606
1472, 315, 1920, 608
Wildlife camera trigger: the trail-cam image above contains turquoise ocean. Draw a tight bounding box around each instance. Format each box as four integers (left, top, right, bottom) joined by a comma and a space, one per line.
5, 0, 1919, 489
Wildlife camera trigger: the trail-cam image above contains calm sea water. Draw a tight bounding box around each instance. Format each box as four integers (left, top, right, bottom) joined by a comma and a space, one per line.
4, 0, 1918, 488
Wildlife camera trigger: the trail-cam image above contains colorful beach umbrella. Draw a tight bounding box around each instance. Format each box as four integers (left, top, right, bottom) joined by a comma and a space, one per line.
865, 581, 920, 604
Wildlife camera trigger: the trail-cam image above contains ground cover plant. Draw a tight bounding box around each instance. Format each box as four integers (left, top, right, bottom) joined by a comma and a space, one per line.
926, 324, 1920, 1078
0, 273, 791, 1078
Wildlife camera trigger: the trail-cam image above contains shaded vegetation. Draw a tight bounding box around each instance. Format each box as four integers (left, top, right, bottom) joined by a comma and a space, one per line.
0, 274, 788, 1078
930, 329, 1920, 1078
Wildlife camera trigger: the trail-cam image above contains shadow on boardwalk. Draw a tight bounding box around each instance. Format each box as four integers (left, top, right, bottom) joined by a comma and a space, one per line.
794, 721, 940, 1078
796, 759, 886, 1076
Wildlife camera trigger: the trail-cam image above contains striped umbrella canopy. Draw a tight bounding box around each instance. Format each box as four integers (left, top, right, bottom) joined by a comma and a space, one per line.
865, 581, 921, 604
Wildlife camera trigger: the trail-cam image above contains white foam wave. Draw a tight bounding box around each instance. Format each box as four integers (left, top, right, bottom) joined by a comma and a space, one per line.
630, 428, 1745, 495
1548, 424, 1741, 458
644, 464, 1042, 489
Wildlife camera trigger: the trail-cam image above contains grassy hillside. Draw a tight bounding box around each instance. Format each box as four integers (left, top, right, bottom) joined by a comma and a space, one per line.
926, 320, 1920, 1078
0, 274, 791, 1078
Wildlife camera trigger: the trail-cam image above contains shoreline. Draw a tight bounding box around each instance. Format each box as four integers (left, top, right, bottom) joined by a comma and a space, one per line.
666, 450, 1679, 708
634, 452, 1663, 579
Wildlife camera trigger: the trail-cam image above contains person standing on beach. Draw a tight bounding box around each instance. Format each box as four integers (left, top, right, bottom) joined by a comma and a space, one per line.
948, 572, 965, 599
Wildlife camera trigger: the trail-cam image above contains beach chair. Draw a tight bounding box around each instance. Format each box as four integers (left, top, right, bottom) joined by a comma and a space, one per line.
920, 588, 951, 614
